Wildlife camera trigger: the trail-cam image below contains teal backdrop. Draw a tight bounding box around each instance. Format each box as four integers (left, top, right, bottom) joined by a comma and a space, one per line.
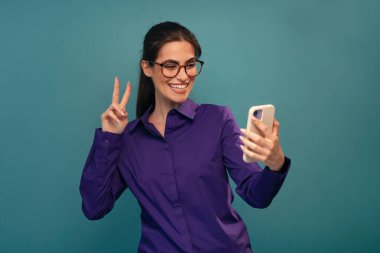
1, 0, 379, 252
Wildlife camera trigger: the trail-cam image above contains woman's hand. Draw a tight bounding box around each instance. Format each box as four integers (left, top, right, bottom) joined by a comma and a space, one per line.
101, 77, 131, 134
240, 117, 285, 171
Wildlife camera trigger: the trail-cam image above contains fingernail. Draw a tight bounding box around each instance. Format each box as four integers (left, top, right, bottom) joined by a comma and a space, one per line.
240, 128, 246, 133
239, 136, 244, 142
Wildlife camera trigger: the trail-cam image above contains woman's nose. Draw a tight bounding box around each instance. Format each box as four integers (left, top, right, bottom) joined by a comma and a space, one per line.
176, 66, 188, 81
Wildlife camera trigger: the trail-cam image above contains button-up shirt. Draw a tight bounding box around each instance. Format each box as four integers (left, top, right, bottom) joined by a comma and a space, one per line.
79, 98, 290, 253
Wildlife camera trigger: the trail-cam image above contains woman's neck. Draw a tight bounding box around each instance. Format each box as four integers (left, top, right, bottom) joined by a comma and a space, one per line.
149, 94, 180, 125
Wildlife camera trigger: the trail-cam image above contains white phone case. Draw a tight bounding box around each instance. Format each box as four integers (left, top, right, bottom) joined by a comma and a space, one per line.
243, 104, 275, 163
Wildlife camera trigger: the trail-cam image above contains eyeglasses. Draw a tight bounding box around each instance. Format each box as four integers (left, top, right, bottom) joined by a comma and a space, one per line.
148, 59, 204, 78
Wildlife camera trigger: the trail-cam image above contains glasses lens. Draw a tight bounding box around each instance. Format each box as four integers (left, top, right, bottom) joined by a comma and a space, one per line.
162, 62, 180, 78
186, 61, 202, 77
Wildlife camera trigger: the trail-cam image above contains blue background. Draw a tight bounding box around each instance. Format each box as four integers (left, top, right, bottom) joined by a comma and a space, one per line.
1, 0, 379, 252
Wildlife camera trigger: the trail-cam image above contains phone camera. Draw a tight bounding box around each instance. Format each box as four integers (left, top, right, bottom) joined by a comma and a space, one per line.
253, 109, 263, 120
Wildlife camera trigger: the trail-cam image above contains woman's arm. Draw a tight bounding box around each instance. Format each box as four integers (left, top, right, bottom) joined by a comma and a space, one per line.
80, 77, 131, 220
79, 128, 127, 220
220, 106, 291, 208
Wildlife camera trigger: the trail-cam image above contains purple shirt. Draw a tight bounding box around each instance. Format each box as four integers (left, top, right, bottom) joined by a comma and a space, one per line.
79, 98, 290, 253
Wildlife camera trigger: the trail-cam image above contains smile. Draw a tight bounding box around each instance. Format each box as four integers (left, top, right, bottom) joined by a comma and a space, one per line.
168, 83, 189, 94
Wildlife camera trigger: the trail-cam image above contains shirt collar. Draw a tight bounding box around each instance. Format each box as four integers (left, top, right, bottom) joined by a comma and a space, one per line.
174, 97, 198, 120
127, 98, 198, 133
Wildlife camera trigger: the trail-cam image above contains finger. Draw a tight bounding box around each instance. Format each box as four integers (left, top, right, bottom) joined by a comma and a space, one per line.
240, 145, 266, 162
107, 110, 121, 124
239, 136, 269, 156
240, 128, 272, 149
251, 116, 272, 138
111, 103, 126, 117
273, 118, 280, 137
112, 77, 120, 104
120, 81, 131, 108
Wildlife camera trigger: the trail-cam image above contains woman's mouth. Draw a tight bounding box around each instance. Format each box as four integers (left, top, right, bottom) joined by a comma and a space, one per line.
168, 83, 189, 94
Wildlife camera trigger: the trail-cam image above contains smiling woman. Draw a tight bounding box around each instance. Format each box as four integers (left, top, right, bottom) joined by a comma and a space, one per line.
79, 21, 291, 253
136, 22, 203, 120
141, 40, 198, 116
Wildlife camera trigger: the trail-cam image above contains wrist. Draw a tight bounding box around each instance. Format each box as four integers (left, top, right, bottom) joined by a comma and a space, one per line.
269, 155, 285, 172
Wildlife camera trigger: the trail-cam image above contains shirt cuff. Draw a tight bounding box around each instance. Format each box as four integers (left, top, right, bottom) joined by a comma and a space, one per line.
94, 128, 124, 148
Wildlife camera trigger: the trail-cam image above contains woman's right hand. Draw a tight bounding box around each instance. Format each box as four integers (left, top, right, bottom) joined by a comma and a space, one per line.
101, 77, 131, 134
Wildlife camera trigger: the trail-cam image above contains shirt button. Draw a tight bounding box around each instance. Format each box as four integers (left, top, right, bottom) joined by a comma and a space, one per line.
164, 144, 170, 150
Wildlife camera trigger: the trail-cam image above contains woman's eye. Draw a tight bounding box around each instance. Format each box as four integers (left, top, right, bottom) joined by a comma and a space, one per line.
163, 63, 178, 69
186, 62, 196, 69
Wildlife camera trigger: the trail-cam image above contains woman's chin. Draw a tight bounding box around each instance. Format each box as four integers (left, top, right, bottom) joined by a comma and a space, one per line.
170, 95, 189, 105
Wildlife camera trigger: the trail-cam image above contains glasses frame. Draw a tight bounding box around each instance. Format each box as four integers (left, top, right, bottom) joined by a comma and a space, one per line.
148, 59, 204, 78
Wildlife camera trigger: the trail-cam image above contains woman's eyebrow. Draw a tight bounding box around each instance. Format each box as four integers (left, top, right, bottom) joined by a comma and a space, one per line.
163, 57, 196, 64
185, 57, 197, 63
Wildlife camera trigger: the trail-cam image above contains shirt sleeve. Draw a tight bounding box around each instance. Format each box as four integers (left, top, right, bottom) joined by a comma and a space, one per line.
220, 106, 291, 208
79, 128, 128, 220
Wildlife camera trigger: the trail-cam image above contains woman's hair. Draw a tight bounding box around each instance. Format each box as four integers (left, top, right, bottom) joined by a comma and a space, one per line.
136, 21, 202, 118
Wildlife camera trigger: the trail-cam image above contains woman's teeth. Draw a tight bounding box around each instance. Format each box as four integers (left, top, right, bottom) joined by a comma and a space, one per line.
169, 83, 188, 90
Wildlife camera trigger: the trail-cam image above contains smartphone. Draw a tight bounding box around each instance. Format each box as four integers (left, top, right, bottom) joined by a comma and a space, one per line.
243, 104, 276, 163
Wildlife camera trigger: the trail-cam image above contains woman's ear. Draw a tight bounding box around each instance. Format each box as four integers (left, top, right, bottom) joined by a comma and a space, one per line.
141, 60, 152, 77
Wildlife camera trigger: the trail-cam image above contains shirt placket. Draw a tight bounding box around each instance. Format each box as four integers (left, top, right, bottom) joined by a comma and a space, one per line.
164, 112, 194, 253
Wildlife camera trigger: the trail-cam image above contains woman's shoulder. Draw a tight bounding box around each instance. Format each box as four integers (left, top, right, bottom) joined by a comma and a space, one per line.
195, 103, 235, 123
197, 102, 228, 113
122, 117, 142, 135
196, 102, 233, 117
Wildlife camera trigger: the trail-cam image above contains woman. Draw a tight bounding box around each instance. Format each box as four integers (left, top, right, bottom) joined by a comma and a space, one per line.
80, 21, 291, 253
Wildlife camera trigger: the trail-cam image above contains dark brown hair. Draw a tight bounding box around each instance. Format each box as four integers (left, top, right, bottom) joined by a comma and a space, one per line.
136, 21, 202, 118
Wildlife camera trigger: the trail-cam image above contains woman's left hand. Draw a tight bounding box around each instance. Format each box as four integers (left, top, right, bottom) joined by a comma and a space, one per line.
240, 117, 285, 172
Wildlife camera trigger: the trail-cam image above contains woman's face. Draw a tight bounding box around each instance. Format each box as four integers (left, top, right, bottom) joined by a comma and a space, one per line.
142, 40, 197, 107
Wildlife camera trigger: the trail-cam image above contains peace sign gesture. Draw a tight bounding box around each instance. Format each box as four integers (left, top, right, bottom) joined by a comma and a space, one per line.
101, 77, 131, 134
